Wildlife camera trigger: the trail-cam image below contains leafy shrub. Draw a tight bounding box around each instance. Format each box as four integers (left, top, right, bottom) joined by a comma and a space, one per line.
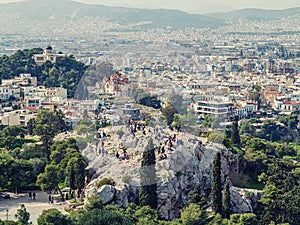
122, 174, 132, 184
97, 178, 115, 188
116, 129, 124, 138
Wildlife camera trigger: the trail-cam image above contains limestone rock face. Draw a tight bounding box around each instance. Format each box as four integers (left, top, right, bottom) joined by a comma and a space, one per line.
84, 125, 253, 220
230, 187, 263, 214
97, 185, 115, 204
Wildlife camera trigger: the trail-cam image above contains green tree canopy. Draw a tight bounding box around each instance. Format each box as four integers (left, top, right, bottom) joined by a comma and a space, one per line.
222, 178, 231, 219
211, 152, 222, 214
77, 208, 133, 225
231, 116, 241, 146
259, 161, 300, 225
162, 103, 177, 126
37, 164, 60, 192
15, 204, 31, 225
180, 203, 208, 225
33, 110, 67, 159
37, 209, 73, 225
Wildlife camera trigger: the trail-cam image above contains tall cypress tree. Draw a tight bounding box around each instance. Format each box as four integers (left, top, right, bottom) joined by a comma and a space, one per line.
211, 151, 222, 214
231, 116, 240, 146
222, 178, 231, 219
139, 138, 157, 209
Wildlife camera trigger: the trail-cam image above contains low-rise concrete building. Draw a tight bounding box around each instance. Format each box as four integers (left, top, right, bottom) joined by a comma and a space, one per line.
194, 100, 234, 119
0, 110, 35, 126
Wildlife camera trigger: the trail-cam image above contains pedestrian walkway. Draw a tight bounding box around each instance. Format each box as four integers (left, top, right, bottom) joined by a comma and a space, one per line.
0, 191, 66, 225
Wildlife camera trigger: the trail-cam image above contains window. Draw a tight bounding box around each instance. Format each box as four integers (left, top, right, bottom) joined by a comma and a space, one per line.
37, 57, 44, 61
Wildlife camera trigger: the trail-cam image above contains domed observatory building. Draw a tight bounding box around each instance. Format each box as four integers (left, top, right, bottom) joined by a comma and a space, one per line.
33, 45, 65, 65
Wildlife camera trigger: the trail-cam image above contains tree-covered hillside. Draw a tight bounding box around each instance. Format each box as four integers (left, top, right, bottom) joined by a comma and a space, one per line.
0, 48, 87, 98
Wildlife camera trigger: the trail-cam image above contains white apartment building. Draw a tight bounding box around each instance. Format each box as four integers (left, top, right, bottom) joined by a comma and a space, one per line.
0, 85, 21, 100
234, 101, 258, 119
278, 101, 300, 115
194, 100, 234, 119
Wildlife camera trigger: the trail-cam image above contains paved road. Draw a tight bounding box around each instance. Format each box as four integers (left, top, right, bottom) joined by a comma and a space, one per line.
0, 191, 66, 225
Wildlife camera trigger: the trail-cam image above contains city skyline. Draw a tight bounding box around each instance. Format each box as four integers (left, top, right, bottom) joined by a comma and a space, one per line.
0, 0, 299, 13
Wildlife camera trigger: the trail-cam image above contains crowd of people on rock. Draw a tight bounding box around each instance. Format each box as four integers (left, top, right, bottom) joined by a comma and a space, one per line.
154, 133, 178, 161
115, 144, 133, 161
113, 119, 149, 161
107, 119, 183, 162
127, 119, 148, 137
95, 130, 108, 157
95, 118, 204, 163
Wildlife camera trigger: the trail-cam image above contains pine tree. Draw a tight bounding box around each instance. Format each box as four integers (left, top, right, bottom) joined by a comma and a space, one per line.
222, 178, 231, 219
189, 184, 202, 204
189, 184, 207, 209
231, 116, 240, 146
15, 204, 30, 225
139, 138, 157, 209
211, 151, 222, 214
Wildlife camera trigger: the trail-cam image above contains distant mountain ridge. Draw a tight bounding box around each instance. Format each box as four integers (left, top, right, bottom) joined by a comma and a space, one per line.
0, 0, 299, 29
0, 0, 224, 28
207, 7, 300, 21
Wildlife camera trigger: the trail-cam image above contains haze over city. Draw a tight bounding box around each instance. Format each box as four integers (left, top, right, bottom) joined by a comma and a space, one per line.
0, 0, 299, 13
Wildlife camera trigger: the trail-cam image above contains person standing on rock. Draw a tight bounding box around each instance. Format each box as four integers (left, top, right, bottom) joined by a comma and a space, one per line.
28, 191, 32, 200
101, 141, 105, 157
33, 192, 36, 200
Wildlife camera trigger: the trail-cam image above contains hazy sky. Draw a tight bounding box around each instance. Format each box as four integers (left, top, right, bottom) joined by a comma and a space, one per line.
0, 0, 299, 13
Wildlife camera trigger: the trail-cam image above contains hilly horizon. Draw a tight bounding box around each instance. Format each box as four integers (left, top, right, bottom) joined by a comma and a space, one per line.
208, 7, 300, 21
0, 0, 299, 29
0, 0, 224, 28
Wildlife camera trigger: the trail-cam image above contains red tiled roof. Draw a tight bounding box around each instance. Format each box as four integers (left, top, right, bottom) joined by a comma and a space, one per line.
283, 101, 298, 105
23, 106, 38, 113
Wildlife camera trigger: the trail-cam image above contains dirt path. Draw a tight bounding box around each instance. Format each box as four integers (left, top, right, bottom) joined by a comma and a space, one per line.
0, 191, 66, 225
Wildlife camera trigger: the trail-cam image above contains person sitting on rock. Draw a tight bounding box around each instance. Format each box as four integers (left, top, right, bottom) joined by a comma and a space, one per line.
159, 154, 163, 161
161, 146, 165, 154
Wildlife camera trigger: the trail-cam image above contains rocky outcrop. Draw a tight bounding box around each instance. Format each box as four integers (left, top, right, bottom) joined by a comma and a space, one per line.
83, 125, 253, 220
230, 187, 263, 214
97, 185, 115, 204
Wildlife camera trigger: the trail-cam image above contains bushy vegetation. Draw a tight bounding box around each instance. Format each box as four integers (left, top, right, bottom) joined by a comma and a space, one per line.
199, 114, 300, 225
97, 177, 115, 188
0, 110, 86, 196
